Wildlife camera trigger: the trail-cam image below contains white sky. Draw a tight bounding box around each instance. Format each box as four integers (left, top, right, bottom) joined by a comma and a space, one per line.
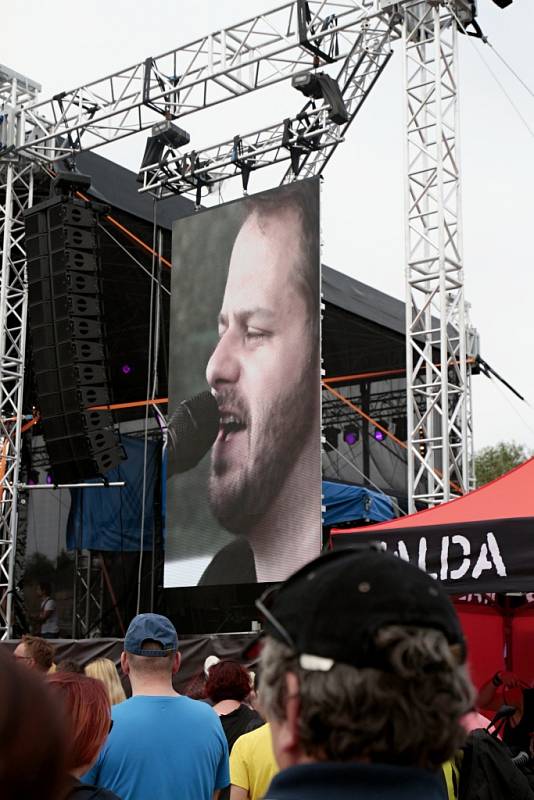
4, 0, 534, 453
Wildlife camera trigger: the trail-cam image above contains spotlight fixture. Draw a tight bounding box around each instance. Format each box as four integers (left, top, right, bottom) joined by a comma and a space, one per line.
343, 425, 360, 446
373, 420, 389, 442
139, 120, 190, 175
323, 426, 341, 452
291, 72, 349, 125
121, 363, 132, 375
491, 0, 512, 7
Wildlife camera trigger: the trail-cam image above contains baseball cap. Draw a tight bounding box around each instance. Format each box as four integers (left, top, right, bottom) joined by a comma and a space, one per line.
124, 613, 178, 657
251, 546, 465, 671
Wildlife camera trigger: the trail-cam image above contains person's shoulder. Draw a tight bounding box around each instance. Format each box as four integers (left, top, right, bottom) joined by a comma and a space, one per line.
180, 694, 220, 720
234, 722, 268, 752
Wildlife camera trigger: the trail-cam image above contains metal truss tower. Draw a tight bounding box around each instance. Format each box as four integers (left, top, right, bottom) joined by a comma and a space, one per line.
403, 0, 472, 511
0, 66, 40, 638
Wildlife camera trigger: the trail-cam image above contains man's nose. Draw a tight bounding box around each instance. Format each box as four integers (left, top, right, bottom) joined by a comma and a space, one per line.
206, 330, 240, 389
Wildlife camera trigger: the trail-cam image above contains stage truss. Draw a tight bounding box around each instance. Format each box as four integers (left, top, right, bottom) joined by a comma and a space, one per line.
0, 0, 477, 637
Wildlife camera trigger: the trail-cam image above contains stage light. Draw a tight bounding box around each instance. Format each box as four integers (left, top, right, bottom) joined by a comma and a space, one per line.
46, 471, 54, 485
343, 425, 359, 446
373, 420, 389, 442
491, 0, 512, 8
292, 72, 349, 125
139, 121, 190, 175
121, 363, 132, 375
151, 120, 190, 150
323, 426, 341, 452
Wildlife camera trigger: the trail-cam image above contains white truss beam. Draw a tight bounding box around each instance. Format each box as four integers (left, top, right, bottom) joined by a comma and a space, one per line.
140, 18, 395, 196
0, 68, 39, 638
403, 0, 472, 511
16, 1, 397, 163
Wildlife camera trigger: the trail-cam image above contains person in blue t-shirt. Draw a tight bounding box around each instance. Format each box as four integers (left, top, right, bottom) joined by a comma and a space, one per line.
84, 613, 229, 800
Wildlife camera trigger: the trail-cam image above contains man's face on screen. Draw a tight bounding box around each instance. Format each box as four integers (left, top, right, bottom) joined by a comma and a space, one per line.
205, 207, 317, 533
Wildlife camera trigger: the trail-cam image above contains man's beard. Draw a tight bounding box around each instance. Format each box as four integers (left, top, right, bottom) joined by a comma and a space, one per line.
208, 367, 318, 535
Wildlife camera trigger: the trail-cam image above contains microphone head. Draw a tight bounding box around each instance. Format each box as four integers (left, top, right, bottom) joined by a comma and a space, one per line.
168, 390, 219, 474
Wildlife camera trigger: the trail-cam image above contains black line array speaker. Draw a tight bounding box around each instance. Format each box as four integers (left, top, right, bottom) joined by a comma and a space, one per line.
24, 192, 124, 483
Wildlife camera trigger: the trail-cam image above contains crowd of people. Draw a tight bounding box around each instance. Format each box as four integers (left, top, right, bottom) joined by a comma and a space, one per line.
2, 547, 534, 800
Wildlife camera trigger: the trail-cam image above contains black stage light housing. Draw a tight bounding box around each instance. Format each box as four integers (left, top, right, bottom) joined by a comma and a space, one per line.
491, 0, 513, 8
139, 135, 165, 171
151, 120, 190, 149
323, 425, 341, 452
139, 121, 191, 174
292, 72, 349, 125
292, 72, 323, 100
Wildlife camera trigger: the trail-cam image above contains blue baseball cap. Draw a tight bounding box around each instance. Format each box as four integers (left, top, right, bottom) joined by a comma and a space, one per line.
124, 613, 178, 657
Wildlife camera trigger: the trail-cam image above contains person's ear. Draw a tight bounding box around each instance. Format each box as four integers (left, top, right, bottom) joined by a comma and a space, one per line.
284, 672, 301, 750
120, 651, 129, 676
171, 651, 181, 675
271, 672, 301, 765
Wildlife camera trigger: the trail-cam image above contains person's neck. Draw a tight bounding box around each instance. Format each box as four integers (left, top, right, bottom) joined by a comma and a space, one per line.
213, 698, 241, 715
129, 675, 179, 697
247, 437, 321, 583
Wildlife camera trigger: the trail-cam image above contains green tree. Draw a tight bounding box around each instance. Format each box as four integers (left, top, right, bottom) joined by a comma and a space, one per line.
475, 441, 531, 487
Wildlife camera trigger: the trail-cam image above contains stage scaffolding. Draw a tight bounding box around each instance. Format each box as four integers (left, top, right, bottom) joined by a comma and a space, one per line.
0, 0, 479, 637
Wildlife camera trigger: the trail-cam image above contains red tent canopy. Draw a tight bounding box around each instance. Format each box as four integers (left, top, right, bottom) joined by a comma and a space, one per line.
331, 458, 534, 595
332, 457, 534, 534
331, 459, 534, 688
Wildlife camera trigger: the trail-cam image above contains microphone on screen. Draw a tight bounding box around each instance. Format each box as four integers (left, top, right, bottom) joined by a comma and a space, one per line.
167, 390, 220, 474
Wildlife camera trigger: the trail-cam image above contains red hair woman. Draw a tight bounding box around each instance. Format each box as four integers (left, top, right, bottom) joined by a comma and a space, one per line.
48, 672, 121, 799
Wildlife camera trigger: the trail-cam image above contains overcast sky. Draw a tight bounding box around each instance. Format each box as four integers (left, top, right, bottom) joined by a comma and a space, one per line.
4, 0, 534, 454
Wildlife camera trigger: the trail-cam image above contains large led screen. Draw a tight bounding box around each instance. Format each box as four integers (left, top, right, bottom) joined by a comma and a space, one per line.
164, 179, 322, 587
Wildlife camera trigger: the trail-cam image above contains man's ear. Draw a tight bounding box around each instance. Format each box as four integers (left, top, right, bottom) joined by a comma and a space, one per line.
171, 651, 181, 675
120, 651, 129, 676
271, 671, 301, 767
284, 672, 301, 751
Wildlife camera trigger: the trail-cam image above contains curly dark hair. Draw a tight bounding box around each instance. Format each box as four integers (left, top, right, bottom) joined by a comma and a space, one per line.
260, 626, 475, 769
205, 660, 252, 704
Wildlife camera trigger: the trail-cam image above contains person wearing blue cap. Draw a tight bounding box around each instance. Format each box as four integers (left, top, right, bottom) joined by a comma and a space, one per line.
83, 613, 229, 800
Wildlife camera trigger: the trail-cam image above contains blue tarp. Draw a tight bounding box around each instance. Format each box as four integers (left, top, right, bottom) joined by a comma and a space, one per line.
66, 435, 159, 552
322, 480, 395, 526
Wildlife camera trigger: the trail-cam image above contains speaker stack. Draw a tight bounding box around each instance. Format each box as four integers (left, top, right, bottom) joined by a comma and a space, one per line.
24, 174, 124, 484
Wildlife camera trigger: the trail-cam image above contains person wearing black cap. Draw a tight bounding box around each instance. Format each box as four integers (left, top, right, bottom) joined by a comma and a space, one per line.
83, 613, 229, 800
252, 547, 475, 800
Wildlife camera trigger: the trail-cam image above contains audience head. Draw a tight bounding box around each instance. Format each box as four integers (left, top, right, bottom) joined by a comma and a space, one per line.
37, 580, 52, 598
257, 547, 475, 771
85, 657, 127, 705
48, 672, 112, 776
0, 648, 66, 800
56, 658, 84, 674
205, 660, 253, 704
13, 634, 55, 672
122, 613, 180, 682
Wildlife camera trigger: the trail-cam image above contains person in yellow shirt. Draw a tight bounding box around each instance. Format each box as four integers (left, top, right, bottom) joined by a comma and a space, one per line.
230, 723, 278, 800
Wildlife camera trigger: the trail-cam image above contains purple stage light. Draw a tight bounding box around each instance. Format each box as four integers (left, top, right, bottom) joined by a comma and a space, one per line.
373, 428, 385, 442
46, 473, 54, 484
343, 427, 360, 447
121, 364, 132, 375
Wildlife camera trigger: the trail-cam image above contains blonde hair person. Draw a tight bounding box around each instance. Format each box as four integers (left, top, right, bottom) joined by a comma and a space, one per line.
85, 658, 126, 705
